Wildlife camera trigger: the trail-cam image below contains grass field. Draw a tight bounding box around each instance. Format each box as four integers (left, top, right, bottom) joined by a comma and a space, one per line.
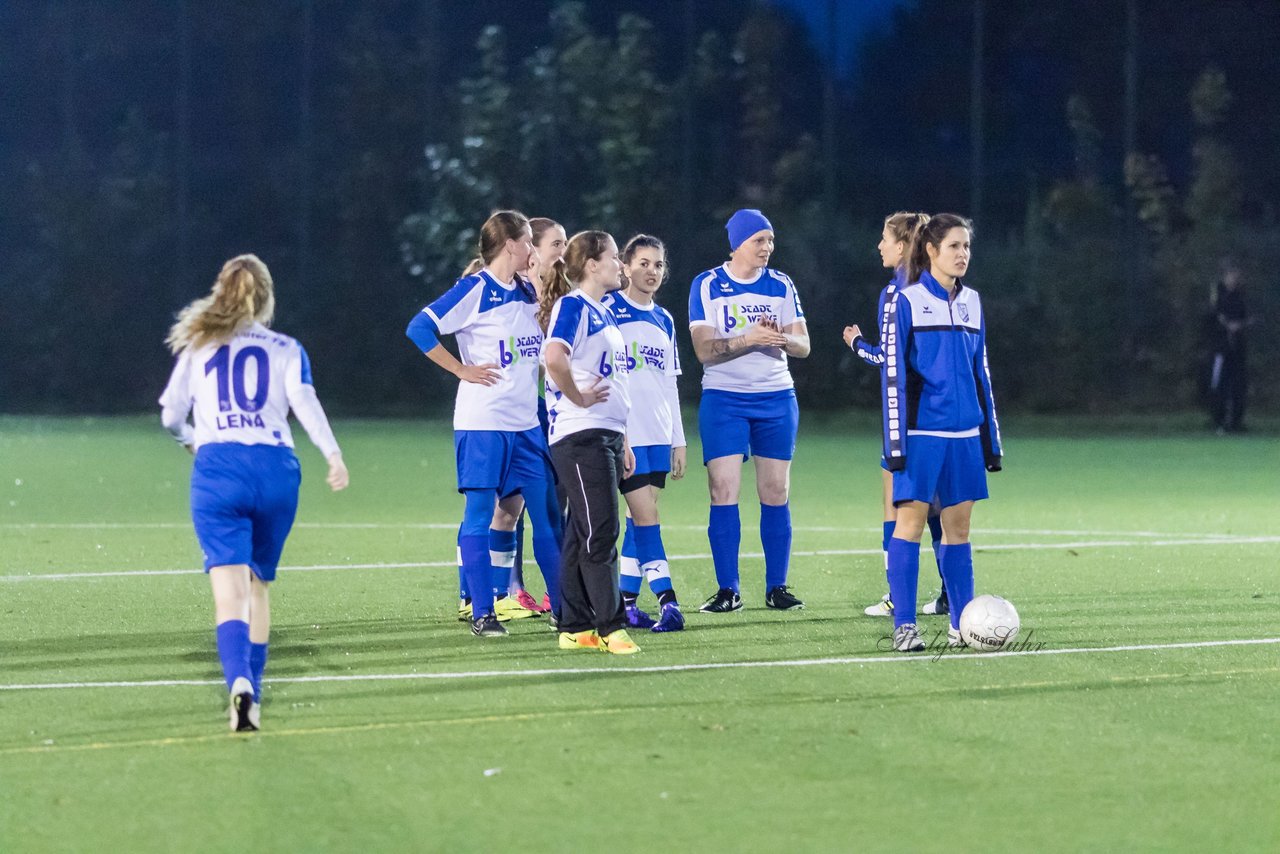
1, 415, 1277, 853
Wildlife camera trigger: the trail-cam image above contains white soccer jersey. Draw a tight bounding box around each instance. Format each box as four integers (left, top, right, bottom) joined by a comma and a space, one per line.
424, 270, 543, 432
687, 264, 804, 393
158, 322, 340, 457
603, 292, 684, 448
542, 290, 631, 443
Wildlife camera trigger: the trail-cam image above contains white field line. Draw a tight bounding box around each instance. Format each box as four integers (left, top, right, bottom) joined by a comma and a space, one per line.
1, 637, 1276, 693
3, 535, 1278, 582
0, 522, 1240, 540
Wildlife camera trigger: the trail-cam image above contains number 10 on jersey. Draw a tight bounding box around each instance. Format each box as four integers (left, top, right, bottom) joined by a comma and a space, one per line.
205, 345, 269, 424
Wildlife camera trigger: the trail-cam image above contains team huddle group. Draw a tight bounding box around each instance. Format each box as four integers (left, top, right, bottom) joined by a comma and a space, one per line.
159, 207, 1001, 732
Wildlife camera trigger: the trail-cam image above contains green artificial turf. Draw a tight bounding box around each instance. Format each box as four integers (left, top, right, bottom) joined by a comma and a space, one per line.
1, 416, 1277, 853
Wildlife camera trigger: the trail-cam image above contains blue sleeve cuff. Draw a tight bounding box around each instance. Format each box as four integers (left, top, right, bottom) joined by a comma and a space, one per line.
406, 312, 440, 353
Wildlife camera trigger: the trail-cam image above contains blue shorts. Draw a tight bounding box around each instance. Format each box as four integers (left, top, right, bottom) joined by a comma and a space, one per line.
455, 427, 554, 497
699, 389, 799, 464
190, 443, 301, 582
631, 444, 671, 476
620, 444, 671, 493
892, 434, 988, 508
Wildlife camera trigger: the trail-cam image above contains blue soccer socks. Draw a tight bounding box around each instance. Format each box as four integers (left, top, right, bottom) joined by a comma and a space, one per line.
620, 517, 643, 598
624, 521, 677, 607
511, 513, 527, 590
886, 538, 921, 628
522, 481, 563, 613
927, 513, 944, 580
708, 505, 741, 593
489, 527, 517, 598
460, 489, 497, 618
635, 523, 675, 603
708, 504, 791, 596
760, 503, 792, 591
215, 620, 252, 692
882, 519, 896, 586
456, 531, 468, 600
249, 642, 269, 702
459, 533, 493, 619
938, 543, 974, 630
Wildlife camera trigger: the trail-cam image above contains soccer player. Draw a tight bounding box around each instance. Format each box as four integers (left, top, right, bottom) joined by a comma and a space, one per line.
159, 254, 349, 732
405, 210, 563, 637
603, 234, 686, 633
880, 214, 1002, 652
507, 216, 570, 615
542, 230, 640, 654
842, 212, 949, 618
689, 209, 810, 613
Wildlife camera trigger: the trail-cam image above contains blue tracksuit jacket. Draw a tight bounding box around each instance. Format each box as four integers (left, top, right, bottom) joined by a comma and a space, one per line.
850, 268, 904, 368
881, 270, 1002, 472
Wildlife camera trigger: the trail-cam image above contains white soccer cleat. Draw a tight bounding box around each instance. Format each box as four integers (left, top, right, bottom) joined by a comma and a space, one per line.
864, 594, 893, 617
229, 676, 258, 732
946, 626, 966, 648
891, 623, 925, 653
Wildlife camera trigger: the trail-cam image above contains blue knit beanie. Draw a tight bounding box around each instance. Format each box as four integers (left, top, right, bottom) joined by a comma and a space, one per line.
726, 209, 773, 250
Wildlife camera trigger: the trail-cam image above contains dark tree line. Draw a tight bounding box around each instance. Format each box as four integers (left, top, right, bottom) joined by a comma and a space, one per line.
1, 0, 1276, 416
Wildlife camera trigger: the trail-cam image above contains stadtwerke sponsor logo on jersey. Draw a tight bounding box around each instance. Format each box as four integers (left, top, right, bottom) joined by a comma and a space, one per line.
721, 302, 779, 330
627, 341, 667, 372
499, 334, 542, 367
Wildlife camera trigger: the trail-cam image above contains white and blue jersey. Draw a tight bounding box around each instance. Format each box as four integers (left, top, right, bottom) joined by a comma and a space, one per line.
688, 264, 804, 393
602, 292, 685, 449
881, 270, 1002, 470
158, 322, 340, 457
159, 322, 340, 580
420, 270, 543, 432
542, 291, 631, 444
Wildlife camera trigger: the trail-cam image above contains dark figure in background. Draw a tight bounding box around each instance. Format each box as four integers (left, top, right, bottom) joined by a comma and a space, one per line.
1208, 259, 1249, 434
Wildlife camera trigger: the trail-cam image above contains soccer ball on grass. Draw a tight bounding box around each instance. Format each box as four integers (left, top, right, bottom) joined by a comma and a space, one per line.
958, 594, 1020, 652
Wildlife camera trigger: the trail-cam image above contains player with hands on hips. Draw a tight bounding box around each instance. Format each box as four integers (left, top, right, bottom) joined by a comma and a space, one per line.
542, 231, 641, 654
405, 210, 563, 637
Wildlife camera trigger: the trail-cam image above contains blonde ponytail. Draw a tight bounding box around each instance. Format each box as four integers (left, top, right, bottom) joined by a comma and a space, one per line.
166, 254, 276, 353
536, 258, 572, 332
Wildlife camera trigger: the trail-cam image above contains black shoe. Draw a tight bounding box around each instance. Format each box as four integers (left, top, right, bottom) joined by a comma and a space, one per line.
470, 613, 508, 637
765, 585, 805, 610
699, 588, 743, 613
922, 591, 949, 616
